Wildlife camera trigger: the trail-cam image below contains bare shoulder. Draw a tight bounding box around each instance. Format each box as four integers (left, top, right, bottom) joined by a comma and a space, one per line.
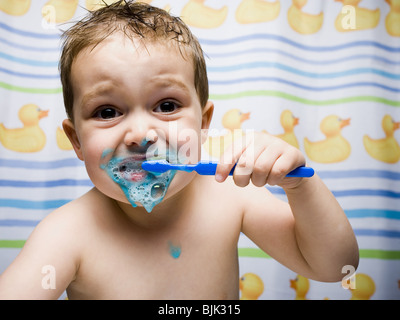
193, 176, 293, 250
38, 188, 104, 235
0, 189, 105, 299
198, 175, 294, 236
205, 175, 278, 202
194, 175, 246, 201
193, 175, 280, 214
22, 188, 107, 266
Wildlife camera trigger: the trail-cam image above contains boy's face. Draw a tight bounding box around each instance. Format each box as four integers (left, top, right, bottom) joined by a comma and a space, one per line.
63, 32, 213, 211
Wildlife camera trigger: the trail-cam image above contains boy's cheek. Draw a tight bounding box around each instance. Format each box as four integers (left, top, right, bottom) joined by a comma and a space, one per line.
176, 133, 203, 164
162, 122, 202, 164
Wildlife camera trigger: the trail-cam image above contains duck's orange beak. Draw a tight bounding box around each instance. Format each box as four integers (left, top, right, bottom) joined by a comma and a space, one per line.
340, 118, 351, 128
394, 121, 400, 131
290, 279, 297, 290
293, 117, 299, 126
240, 112, 250, 123
39, 109, 49, 119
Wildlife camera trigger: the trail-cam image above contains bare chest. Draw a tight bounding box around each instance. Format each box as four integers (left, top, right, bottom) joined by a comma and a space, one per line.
67, 211, 241, 299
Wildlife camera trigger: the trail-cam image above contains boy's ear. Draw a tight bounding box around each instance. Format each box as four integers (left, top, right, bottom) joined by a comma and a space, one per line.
201, 100, 214, 144
62, 119, 84, 161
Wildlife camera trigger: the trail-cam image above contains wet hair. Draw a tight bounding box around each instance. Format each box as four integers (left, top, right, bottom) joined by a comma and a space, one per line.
59, 0, 208, 121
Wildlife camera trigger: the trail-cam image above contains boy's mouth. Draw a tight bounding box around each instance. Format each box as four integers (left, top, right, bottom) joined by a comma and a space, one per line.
100, 149, 177, 213
115, 150, 178, 182
116, 152, 153, 182
117, 159, 148, 182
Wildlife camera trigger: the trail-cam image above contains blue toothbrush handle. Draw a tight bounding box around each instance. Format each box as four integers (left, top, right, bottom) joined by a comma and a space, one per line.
286, 166, 314, 178
142, 161, 313, 178
195, 162, 314, 178
194, 162, 236, 175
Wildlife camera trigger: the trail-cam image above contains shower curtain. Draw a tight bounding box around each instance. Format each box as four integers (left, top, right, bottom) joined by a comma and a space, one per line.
0, 0, 399, 300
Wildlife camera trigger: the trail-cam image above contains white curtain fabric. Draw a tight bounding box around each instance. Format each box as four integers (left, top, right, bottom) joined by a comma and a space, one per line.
0, 0, 399, 300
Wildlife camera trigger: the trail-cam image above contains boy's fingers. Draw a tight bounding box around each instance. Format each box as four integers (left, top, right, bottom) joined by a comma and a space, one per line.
266, 148, 306, 186
232, 149, 255, 187
250, 149, 275, 187
215, 135, 250, 182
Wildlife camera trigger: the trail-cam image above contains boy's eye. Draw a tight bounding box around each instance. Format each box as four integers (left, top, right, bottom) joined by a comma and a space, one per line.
154, 101, 179, 113
94, 107, 121, 119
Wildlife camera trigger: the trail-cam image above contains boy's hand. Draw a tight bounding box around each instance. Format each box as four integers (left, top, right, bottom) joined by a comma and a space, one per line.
215, 132, 306, 189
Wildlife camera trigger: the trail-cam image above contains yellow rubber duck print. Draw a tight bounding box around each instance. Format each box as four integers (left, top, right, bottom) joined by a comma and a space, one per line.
287, 0, 324, 34
42, 0, 79, 23
0, 0, 30, 16
203, 109, 250, 158
290, 275, 309, 300
235, 0, 280, 24
304, 115, 351, 163
221, 109, 250, 132
350, 273, 375, 300
363, 114, 400, 164
274, 109, 300, 148
181, 0, 228, 29
335, 0, 380, 32
56, 127, 73, 150
0, 104, 48, 153
385, 0, 400, 36
239, 273, 264, 300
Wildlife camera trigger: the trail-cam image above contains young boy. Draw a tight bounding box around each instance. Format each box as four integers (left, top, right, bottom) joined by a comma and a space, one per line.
0, 1, 358, 299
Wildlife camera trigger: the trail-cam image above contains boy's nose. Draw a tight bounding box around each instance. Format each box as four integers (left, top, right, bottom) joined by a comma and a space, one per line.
123, 114, 157, 147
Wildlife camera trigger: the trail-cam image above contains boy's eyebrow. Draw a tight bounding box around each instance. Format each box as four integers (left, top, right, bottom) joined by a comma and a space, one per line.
80, 77, 191, 106
151, 77, 191, 94
80, 83, 114, 106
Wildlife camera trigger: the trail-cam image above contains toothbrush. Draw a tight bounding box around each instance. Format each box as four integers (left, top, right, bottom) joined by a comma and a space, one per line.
142, 160, 314, 178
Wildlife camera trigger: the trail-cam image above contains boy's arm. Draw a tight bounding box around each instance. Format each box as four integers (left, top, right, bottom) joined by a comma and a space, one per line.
216, 132, 359, 282
283, 175, 359, 281
240, 175, 359, 282
0, 209, 79, 299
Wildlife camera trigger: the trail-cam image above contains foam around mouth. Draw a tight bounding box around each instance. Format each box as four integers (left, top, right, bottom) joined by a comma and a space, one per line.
101, 155, 176, 213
